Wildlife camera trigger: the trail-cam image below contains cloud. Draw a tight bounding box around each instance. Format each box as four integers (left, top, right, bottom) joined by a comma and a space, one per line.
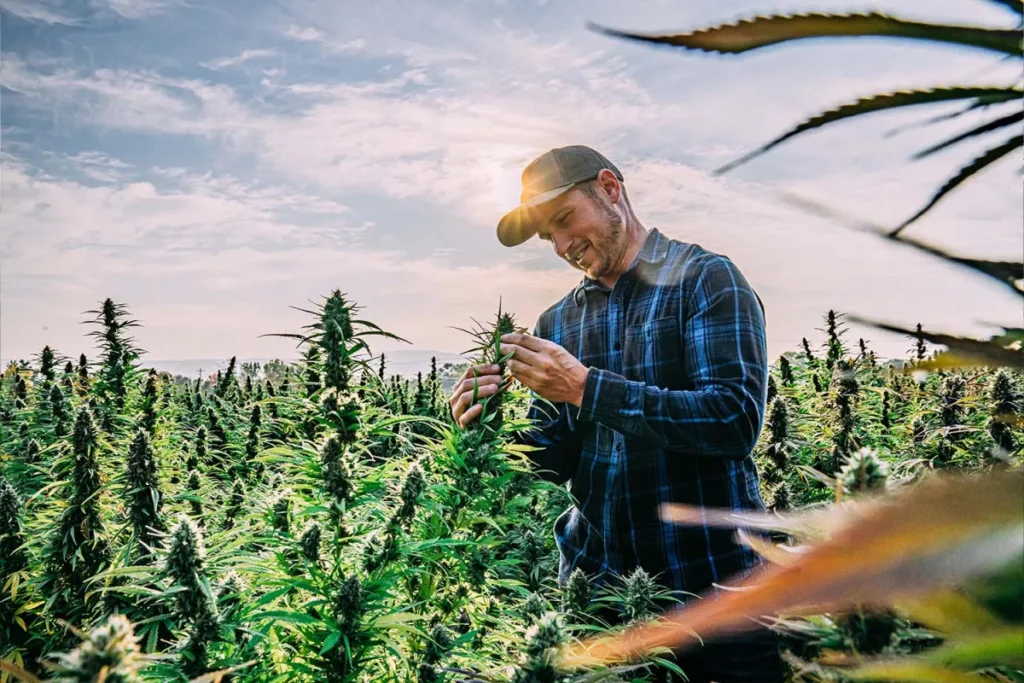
283, 24, 366, 52
0, 154, 577, 359
0, 0, 76, 24
201, 48, 277, 71
3, 0, 1020, 364
63, 150, 134, 182
284, 24, 325, 42
100, 0, 168, 18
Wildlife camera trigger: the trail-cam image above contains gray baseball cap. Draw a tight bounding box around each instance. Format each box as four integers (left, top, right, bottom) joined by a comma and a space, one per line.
496, 145, 623, 247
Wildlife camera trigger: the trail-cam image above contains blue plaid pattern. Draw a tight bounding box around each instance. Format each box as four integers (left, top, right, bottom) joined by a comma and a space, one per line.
517, 228, 769, 598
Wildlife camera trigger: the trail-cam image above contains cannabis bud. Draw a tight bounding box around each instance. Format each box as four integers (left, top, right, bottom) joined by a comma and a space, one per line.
523, 592, 548, 621
513, 611, 567, 683
561, 568, 592, 618
46, 614, 147, 682
334, 574, 364, 635
300, 520, 321, 563
270, 490, 291, 534
321, 434, 355, 507
840, 447, 889, 496
396, 461, 427, 522
621, 567, 657, 623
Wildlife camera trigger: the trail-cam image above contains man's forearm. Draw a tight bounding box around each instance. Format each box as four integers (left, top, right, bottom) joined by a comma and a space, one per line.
576, 367, 763, 456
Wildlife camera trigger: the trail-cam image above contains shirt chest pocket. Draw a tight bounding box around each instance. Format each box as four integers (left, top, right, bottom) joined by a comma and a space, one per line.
622, 315, 684, 388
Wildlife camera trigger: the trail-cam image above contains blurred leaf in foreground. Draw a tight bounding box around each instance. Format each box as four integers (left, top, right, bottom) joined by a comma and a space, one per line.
557, 467, 1023, 669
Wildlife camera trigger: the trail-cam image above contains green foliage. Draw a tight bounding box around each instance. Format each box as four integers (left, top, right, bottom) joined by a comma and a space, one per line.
3, 290, 1020, 683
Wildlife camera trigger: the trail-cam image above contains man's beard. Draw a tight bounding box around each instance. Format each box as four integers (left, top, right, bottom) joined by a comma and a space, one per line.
582, 202, 624, 279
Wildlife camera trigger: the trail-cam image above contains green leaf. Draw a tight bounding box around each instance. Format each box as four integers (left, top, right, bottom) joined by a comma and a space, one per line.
984, 0, 1024, 16
892, 134, 1024, 234
913, 110, 1023, 159
774, 190, 1023, 295
846, 316, 1024, 369
587, 12, 1022, 56
884, 234, 1023, 296
925, 628, 1024, 668
319, 631, 342, 655
717, 87, 1020, 174
843, 662, 989, 683
251, 609, 320, 625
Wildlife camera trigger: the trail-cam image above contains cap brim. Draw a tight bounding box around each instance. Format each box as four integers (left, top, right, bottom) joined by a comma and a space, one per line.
495, 183, 574, 248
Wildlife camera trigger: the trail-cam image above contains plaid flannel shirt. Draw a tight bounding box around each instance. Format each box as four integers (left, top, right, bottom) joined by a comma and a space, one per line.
517, 228, 769, 598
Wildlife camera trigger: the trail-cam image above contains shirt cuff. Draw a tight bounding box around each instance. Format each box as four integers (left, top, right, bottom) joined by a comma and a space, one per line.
578, 366, 634, 425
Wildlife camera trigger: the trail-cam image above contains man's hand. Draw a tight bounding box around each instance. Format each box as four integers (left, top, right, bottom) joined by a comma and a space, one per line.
499, 333, 589, 407
449, 363, 504, 428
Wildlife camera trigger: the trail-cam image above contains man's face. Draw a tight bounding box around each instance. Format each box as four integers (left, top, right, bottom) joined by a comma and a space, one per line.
529, 178, 626, 281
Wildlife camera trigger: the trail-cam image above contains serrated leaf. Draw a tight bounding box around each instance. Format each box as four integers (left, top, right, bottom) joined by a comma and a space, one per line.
720, 88, 1020, 174
775, 190, 1023, 295
319, 631, 342, 655
893, 134, 1024, 234
846, 316, 1024, 369
913, 110, 1023, 159
588, 13, 1022, 56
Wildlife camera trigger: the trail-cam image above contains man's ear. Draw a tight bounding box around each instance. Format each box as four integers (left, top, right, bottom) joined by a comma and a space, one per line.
596, 168, 621, 204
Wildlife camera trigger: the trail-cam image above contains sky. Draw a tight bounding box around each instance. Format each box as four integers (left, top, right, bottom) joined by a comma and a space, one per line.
1, 0, 1021, 369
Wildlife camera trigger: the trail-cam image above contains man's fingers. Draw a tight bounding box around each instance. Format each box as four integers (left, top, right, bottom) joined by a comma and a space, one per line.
507, 358, 538, 383
458, 382, 499, 410
450, 381, 503, 422
450, 373, 502, 405
499, 342, 545, 369
458, 403, 483, 428
457, 363, 501, 384
501, 332, 550, 353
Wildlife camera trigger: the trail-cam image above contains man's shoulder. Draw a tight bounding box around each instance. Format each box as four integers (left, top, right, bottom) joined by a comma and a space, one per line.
654, 234, 744, 287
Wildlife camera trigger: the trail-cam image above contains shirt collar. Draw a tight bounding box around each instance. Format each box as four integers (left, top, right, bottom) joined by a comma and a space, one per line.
572, 228, 669, 306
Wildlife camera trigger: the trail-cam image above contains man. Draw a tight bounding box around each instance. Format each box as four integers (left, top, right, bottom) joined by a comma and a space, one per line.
449, 145, 783, 682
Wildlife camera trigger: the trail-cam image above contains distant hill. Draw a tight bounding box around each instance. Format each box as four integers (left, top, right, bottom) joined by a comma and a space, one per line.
135, 348, 467, 381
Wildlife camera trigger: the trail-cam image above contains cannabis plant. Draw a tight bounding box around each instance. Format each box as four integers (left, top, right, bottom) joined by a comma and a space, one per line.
243, 403, 263, 480
0, 477, 27, 576
417, 623, 455, 683
45, 406, 111, 617
987, 369, 1020, 455
321, 432, 356, 510
778, 355, 794, 386
840, 446, 890, 496
163, 514, 220, 672
186, 469, 203, 521
141, 369, 159, 436
85, 298, 140, 421
48, 382, 70, 438
763, 395, 791, 469
125, 427, 165, 559
561, 568, 593, 620
300, 519, 321, 564
512, 612, 568, 683
44, 614, 149, 682
619, 567, 659, 624
455, 300, 522, 433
